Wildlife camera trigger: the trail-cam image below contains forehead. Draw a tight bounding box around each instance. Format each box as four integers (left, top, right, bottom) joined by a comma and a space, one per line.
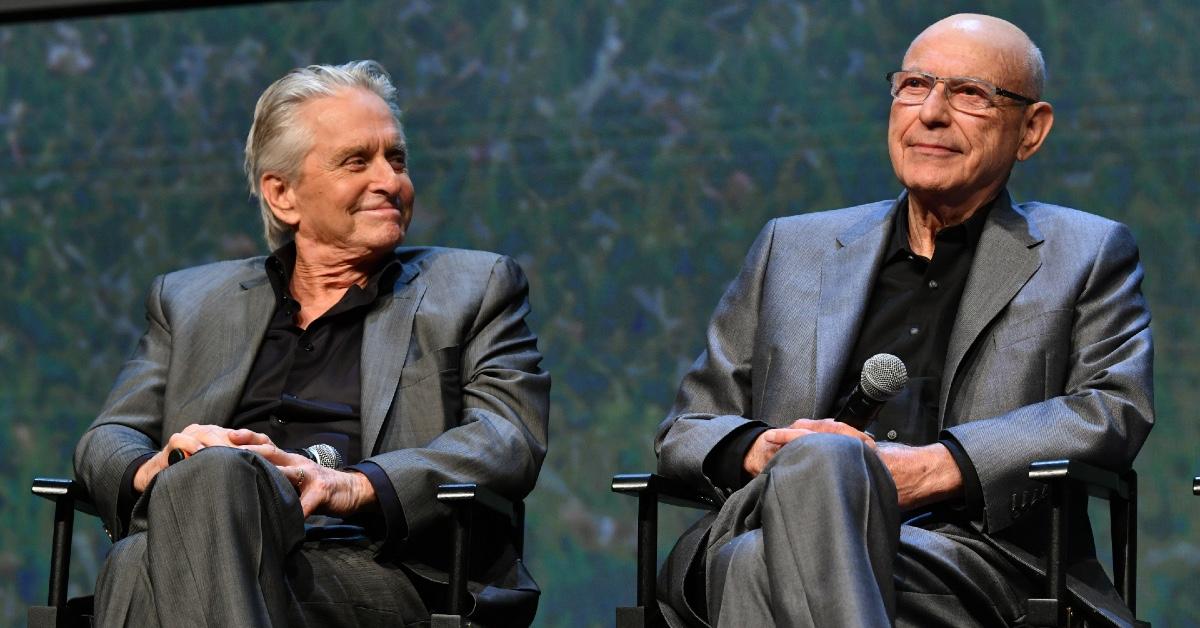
299, 88, 401, 149
902, 28, 1023, 86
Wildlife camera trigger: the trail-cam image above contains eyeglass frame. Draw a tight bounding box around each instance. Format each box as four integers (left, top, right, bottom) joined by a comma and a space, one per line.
885, 70, 1039, 110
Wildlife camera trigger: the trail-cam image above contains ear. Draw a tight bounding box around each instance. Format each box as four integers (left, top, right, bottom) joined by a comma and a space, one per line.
260, 172, 300, 229
1015, 101, 1054, 161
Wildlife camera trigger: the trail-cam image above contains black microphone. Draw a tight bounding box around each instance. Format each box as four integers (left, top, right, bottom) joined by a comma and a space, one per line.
835, 353, 908, 431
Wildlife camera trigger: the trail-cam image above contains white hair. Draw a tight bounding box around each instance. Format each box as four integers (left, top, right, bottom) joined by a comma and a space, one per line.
244, 60, 405, 250
1026, 43, 1046, 100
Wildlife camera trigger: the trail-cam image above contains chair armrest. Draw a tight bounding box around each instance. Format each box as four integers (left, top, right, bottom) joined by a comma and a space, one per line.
611, 473, 719, 511
1028, 459, 1130, 501
32, 477, 98, 516
434, 483, 522, 622
437, 482, 519, 526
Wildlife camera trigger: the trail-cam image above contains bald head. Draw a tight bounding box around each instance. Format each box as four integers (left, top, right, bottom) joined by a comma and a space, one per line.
907, 13, 1045, 100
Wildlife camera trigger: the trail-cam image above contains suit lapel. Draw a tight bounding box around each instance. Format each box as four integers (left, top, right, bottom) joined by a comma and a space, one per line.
939, 194, 1043, 424
361, 261, 426, 456
811, 201, 896, 417
193, 275, 275, 424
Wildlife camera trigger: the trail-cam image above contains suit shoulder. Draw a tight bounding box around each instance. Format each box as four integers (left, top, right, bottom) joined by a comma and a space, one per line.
158, 257, 267, 295
397, 246, 522, 284
770, 200, 894, 238
1017, 202, 1129, 238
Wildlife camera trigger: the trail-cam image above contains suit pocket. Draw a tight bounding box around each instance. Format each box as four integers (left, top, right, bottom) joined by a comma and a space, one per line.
400, 345, 461, 388
397, 345, 463, 441
993, 309, 1072, 349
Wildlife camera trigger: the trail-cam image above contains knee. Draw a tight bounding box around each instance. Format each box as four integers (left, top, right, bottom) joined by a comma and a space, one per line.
99, 532, 148, 584
153, 446, 264, 495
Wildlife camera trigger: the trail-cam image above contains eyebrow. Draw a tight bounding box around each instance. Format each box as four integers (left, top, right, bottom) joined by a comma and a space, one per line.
327, 142, 406, 165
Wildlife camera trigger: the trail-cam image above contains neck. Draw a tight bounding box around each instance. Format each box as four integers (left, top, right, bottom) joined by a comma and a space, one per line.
905, 186, 999, 258
288, 238, 385, 328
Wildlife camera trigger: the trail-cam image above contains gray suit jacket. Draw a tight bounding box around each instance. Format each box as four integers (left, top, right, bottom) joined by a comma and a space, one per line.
656, 191, 1153, 614
74, 246, 549, 587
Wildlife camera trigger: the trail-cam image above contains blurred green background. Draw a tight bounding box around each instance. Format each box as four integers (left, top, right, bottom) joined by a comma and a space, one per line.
1, 0, 1196, 625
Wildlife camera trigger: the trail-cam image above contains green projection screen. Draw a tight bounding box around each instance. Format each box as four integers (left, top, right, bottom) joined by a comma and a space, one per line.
2, 1, 1196, 625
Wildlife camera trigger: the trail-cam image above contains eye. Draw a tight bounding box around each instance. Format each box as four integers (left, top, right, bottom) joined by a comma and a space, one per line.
958, 85, 987, 98
343, 156, 367, 170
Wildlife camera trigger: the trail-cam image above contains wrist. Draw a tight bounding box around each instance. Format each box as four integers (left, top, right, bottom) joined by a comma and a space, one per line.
350, 470, 378, 510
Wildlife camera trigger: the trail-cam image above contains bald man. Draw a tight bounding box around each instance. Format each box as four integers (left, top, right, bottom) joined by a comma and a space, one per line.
654, 14, 1151, 627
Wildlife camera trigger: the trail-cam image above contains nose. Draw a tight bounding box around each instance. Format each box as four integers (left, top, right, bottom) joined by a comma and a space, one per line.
368, 156, 403, 198
917, 81, 953, 126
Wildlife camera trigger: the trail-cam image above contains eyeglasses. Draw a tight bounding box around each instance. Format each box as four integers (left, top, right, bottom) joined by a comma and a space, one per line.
886, 70, 1038, 111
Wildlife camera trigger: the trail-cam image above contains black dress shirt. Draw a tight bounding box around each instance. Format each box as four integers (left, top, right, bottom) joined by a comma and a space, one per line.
121, 243, 408, 540
230, 242, 401, 462
707, 197, 992, 517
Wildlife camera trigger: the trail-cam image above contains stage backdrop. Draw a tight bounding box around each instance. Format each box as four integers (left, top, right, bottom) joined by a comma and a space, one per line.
2, 1, 1196, 625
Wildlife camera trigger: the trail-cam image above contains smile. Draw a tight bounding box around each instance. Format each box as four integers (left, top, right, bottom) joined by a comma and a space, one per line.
910, 143, 960, 156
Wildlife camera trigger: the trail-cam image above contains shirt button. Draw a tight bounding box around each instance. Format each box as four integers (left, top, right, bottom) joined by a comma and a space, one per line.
886, 430, 898, 440
909, 326, 920, 336
270, 415, 286, 426
303, 343, 314, 352
928, 279, 939, 289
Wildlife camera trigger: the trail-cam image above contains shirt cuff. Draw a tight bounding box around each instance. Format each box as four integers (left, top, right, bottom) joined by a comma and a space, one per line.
939, 434, 983, 517
346, 461, 407, 549
703, 423, 769, 491
118, 452, 156, 534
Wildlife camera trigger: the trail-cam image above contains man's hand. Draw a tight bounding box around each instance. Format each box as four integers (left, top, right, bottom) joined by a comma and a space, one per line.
240, 444, 378, 518
133, 424, 271, 492
743, 419, 876, 477
874, 442, 963, 510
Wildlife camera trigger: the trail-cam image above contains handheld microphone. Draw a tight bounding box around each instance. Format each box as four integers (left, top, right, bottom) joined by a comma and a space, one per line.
293, 443, 344, 469
835, 353, 908, 431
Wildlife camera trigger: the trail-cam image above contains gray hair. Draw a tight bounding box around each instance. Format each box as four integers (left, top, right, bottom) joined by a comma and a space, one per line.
244, 60, 405, 250
1026, 43, 1046, 100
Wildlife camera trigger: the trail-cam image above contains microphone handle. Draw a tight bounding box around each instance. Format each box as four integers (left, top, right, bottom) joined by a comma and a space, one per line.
834, 386, 884, 431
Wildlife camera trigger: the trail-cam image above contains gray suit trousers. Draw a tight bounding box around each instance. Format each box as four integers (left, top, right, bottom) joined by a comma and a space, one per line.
94, 447, 428, 628
699, 434, 1035, 627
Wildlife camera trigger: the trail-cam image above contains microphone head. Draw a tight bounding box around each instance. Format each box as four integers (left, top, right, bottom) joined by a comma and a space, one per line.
859, 353, 908, 401
304, 443, 344, 469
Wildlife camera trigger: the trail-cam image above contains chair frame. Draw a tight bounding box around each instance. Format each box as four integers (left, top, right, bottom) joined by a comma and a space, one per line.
612, 459, 1146, 628
30, 477, 520, 628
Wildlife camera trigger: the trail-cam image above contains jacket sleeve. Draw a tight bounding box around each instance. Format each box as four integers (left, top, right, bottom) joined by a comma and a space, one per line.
361, 255, 550, 542
945, 221, 1154, 534
655, 220, 777, 500
73, 274, 170, 540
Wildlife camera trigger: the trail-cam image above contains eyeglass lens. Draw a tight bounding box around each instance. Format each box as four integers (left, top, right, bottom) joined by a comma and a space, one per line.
891, 72, 996, 110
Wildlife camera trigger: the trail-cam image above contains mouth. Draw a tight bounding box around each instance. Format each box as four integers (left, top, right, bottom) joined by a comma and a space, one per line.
909, 142, 960, 156
358, 205, 403, 215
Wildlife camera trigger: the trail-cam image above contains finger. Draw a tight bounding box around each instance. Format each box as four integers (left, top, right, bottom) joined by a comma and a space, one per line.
226, 429, 272, 446
239, 443, 298, 465
762, 428, 812, 445
164, 433, 206, 457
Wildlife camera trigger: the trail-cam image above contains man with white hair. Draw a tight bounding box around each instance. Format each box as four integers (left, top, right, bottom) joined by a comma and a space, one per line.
655, 14, 1152, 627
75, 60, 549, 626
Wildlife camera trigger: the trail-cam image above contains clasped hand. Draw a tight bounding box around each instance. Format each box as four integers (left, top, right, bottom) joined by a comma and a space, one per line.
134, 424, 376, 517
742, 419, 961, 510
